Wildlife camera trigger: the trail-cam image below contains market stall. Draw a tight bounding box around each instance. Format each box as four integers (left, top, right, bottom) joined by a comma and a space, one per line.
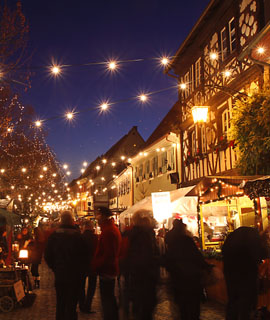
119, 186, 198, 231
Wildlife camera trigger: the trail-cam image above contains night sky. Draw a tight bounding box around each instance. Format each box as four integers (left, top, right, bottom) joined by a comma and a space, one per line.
18, 0, 209, 180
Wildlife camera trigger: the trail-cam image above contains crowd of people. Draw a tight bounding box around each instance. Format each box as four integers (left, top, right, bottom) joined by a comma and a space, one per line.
1, 207, 270, 320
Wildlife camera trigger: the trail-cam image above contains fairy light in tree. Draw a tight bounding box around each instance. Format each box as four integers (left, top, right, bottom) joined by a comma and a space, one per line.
102, 159, 107, 164
43, 166, 48, 171
66, 171, 71, 176
22, 168, 27, 173
83, 161, 87, 167
96, 165, 100, 171
81, 169, 85, 173
127, 158, 132, 163
63, 164, 68, 170
39, 175, 44, 179
7, 128, 12, 132
111, 162, 116, 167
0, 169, 5, 173
121, 156, 125, 160
52, 173, 57, 177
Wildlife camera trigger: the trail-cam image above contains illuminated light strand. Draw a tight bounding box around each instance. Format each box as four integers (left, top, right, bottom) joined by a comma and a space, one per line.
33, 85, 178, 127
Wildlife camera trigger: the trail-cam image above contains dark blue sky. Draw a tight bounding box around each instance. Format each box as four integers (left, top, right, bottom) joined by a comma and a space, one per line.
19, 0, 209, 180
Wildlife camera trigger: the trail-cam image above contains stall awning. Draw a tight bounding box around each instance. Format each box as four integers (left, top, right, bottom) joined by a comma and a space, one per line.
120, 186, 197, 223
185, 175, 263, 203
0, 208, 21, 226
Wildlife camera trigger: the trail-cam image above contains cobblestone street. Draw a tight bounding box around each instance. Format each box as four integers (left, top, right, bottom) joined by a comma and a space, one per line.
1, 261, 225, 320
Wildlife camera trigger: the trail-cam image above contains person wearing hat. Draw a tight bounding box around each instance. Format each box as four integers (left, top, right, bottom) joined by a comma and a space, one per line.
92, 206, 122, 320
44, 211, 88, 320
79, 219, 98, 314
164, 218, 208, 320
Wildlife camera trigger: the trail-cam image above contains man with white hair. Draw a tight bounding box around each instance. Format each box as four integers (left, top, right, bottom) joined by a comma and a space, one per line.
45, 211, 88, 320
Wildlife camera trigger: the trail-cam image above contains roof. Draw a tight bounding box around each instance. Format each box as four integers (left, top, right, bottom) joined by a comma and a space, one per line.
78, 126, 145, 180
165, 0, 216, 73
145, 101, 180, 147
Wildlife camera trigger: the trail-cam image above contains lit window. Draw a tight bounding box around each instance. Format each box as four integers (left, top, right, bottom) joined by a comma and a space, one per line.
195, 58, 201, 88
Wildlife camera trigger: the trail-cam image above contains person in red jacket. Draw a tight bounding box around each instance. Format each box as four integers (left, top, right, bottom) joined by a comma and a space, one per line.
93, 206, 122, 320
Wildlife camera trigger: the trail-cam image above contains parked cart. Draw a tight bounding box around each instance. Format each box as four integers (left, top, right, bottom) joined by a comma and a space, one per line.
0, 267, 31, 312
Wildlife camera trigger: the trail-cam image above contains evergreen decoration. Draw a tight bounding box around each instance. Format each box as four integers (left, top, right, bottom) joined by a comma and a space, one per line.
244, 178, 270, 200
230, 89, 270, 175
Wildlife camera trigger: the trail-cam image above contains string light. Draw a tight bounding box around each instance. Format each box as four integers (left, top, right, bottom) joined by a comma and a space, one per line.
107, 61, 117, 70
161, 57, 169, 66
35, 120, 42, 127
51, 65, 61, 75
179, 83, 187, 90
63, 164, 68, 169
83, 161, 87, 167
257, 47, 265, 54
139, 94, 148, 102
66, 112, 74, 120
100, 102, 109, 111
224, 70, 231, 77
210, 52, 218, 60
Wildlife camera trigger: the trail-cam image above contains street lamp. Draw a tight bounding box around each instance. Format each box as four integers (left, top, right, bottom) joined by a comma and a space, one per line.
191, 105, 209, 155
191, 105, 208, 124
191, 105, 208, 249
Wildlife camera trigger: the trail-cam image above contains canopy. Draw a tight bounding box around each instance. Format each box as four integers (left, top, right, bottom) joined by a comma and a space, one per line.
119, 186, 197, 224
0, 208, 21, 226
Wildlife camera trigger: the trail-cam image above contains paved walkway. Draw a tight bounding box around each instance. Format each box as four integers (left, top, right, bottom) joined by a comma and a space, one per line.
2, 261, 225, 319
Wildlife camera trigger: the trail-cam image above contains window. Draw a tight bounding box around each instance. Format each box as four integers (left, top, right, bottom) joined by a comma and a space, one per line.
195, 58, 201, 87
190, 65, 194, 93
145, 160, 150, 174
152, 156, 158, 176
220, 27, 228, 61
222, 109, 231, 136
229, 18, 236, 53
169, 148, 175, 170
184, 72, 190, 98
201, 126, 207, 153
139, 164, 143, 177
161, 152, 167, 173
191, 130, 196, 156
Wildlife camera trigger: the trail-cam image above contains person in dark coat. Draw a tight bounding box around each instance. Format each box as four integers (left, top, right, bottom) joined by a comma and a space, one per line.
92, 206, 122, 320
123, 210, 159, 320
27, 227, 44, 288
164, 218, 208, 320
44, 211, 88, 320
79, 219, 98, 314
222, 226, 266, 320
